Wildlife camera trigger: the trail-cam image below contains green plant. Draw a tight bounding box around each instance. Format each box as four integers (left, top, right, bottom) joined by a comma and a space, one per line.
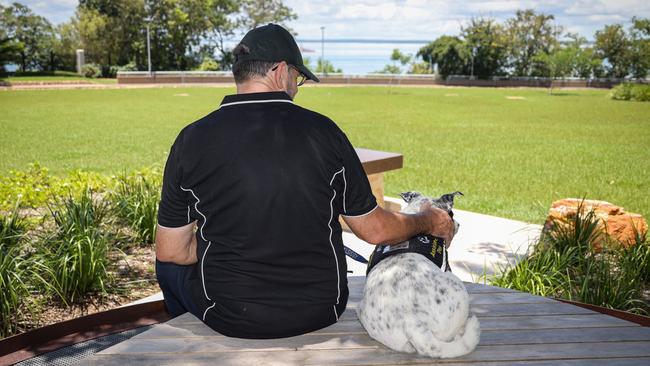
40, 189, 111, 303
81, 63, 102, 78
109, 169, 161, 244
117, 62, 138, 72
197, 57, 220, 71
0, 202, 28, 248
0, 244, 29, 338
631, 83, 650, 102
0, 162, 58, 210
491, 202, 650, 315
611, 82, 650, 102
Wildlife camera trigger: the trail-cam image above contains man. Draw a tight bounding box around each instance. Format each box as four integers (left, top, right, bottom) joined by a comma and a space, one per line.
155, 23, 455, 339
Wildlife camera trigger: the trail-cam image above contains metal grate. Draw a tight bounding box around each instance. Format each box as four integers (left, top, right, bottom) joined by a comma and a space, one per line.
14, 325, 153, 366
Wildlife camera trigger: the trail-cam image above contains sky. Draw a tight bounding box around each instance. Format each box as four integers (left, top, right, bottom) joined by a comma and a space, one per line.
3, 0, 650, 74
3, 0, 650, 41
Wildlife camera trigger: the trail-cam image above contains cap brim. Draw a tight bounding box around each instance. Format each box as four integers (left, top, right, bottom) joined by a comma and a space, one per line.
298, 64, 320, 83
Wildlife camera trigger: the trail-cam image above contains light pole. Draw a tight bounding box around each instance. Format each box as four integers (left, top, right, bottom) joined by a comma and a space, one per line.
320, 26, 325, 76
146, 20, 152, 75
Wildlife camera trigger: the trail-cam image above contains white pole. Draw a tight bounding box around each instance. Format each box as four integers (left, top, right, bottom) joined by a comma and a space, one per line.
146, 23, 152, 75
320, 26, 325, 76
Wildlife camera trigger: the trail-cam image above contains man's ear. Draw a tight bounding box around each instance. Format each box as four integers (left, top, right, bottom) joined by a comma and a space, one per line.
399, 191, 421, 203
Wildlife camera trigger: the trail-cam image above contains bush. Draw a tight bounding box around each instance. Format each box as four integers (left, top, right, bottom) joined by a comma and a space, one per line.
117, 62, 138, 72
0, 243, 29, 338
490, 202, 650, 315
81, 63, 102, 78
0, 162, 57, 210
101, 65, 119, 78
109, 169, 161, 244
41, 189, 111, 304
611, 82, 650, 102
197, 57, 220, 71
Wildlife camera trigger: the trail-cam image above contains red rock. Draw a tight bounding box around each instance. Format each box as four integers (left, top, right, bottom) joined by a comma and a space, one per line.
544, 198, 647, 251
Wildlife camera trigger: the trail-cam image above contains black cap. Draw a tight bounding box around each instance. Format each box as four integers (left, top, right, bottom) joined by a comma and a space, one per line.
234, 23, 319, 83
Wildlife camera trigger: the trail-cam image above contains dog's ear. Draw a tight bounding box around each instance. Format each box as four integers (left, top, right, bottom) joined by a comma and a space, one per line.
399, 191, 422, 203
439, 191, 464, 208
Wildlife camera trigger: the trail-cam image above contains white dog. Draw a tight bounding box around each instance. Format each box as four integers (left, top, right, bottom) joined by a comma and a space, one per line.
357, 191, 480, 358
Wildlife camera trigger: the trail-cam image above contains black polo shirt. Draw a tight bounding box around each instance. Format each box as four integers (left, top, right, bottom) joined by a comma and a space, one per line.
158, 91, 377, 338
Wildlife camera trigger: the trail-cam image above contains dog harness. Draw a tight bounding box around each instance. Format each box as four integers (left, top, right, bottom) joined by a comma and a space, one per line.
366, 235, 451, 275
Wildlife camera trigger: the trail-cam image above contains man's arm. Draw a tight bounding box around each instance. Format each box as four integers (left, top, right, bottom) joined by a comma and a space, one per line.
155, 222, 198, 265
343, 204, 455, 246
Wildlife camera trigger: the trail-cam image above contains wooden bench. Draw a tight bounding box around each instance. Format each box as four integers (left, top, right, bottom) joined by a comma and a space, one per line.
87, 277, 650, 365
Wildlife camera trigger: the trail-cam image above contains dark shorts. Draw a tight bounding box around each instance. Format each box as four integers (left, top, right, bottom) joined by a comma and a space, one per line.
155, 260, 201, 318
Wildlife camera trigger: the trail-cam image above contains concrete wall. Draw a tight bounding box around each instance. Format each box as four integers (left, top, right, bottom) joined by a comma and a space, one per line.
117, 71, 628, 89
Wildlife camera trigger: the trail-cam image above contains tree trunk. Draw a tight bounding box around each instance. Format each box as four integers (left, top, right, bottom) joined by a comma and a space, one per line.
21, 52, 26, 72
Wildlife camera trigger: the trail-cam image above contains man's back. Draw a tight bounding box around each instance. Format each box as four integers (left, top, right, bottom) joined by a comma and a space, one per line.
158, 91, 377, 338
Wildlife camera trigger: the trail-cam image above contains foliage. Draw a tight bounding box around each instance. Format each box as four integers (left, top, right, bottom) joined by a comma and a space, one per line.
505, 9, 560, 77
81, 62, 101, 78
461, 17, 508, 79
0, 3, 56, 72
418, 36, 468, 78
41, 189, 111, 304
315, 59, 342, 74
109, 169, 162, 244
408, 62, 432, 74
0, 162, 57, 210
238, 0, 297, 31
373, 64, 401, 74
610, 83, 650, 102
117, 61, 138, 72
0, 36, 22, 75
0, 243, 29, 338
196, 57, 220, 71
0, 203, 28, 249
595, 24, 632, 78
491, 203, 650, 315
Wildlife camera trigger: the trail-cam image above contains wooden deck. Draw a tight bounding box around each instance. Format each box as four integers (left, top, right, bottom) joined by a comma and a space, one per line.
86, 276, 650, 365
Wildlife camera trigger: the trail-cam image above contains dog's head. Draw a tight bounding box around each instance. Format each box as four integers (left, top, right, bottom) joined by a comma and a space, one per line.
399, 191, 463, 235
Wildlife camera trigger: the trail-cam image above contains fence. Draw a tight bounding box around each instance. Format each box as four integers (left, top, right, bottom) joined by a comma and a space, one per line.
117, 71, 644, 89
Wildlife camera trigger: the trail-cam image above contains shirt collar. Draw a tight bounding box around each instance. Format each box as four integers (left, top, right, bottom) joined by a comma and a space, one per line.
220, 91, 293, 107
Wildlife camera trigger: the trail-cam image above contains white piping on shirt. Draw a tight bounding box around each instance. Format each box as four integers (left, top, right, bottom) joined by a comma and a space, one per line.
328, 167, 347, 305
180, 186, 213, 316
340, 203, 379, 218
219, 99, 294, 108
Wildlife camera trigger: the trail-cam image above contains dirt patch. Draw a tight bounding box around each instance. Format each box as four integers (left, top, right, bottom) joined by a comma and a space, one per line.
173, 93, 190, 97
506, 96, 526, 100
445, 93, 459, 97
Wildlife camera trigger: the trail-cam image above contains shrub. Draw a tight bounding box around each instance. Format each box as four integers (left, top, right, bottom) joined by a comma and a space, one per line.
610, 82, 650, 102
197, 57, 220, 71
101, 65, 119, 78
81, 63, 102, 78
490, 202, 650, 315
117, 62, 138, 72
109, 169, 161, 244
0, 203, 28, 249
0, 243, 29, 338
41, 189, 111, 304
0, 162, 58, 210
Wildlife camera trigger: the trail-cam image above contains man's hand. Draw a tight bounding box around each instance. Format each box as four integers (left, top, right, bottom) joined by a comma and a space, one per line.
419, 203, 455, 248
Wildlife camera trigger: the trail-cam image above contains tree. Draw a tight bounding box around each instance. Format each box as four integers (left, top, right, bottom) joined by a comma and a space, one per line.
594, 24, 632, 78
0, 3, 56, 72
505, 9, 561, 76
629, 17, 650, 79
373, 64, 401, 74
0, 37, 22, 75
461, 17, 508, 79
315, 59, 341, 74
417, 36, 469, 79
238, 0, 297, 31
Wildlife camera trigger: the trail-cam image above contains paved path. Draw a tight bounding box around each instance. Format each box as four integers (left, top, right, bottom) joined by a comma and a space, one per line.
344, 198, 542, 282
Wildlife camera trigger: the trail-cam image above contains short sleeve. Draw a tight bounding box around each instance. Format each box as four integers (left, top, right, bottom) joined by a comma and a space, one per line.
157, 134, 190, 228
338, 132, 377, 217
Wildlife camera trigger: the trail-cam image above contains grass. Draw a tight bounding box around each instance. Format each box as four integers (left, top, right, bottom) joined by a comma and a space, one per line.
1, 71, 116, 84
1, 86, 649, 223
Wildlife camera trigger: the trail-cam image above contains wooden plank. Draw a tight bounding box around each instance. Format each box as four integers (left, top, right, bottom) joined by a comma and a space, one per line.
469, 292, 555, 305
88, 342, 650, 365
470, 302, 595, 317
135, 322, 650, 347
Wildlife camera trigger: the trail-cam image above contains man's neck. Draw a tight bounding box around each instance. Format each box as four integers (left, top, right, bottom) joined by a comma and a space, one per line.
236, 79, 284, 95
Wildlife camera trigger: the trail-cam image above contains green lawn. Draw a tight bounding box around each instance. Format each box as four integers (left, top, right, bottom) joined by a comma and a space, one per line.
1, 86, 648, 224
1, 75, 116, 84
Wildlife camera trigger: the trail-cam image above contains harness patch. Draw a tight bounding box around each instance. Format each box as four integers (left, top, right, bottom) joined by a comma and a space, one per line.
366, 235, 451, 275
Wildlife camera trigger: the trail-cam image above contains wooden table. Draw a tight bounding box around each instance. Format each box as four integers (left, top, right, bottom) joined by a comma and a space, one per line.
356, 148, 403, 209
87, 277, 650, 365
